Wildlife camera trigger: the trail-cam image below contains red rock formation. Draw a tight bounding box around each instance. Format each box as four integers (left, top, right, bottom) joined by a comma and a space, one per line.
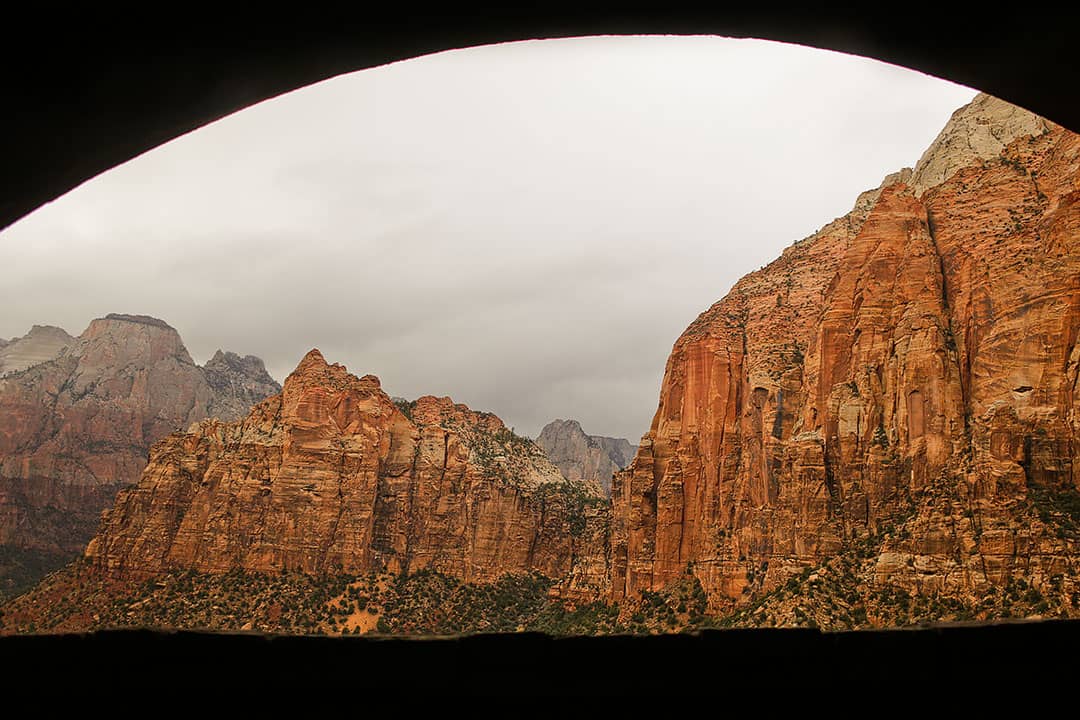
10, 93, 1079, 632
85, 350, 604, 584
612, 93, 1080, 613
0, 314, 280, 567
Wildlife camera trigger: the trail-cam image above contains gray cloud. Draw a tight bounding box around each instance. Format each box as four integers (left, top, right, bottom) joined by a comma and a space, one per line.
0, 36, 975, 440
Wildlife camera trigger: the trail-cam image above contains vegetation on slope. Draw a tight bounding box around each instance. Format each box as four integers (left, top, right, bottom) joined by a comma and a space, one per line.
0, 563, 622, 636
6, 474, 1080, 636
719, 475, 1080, 630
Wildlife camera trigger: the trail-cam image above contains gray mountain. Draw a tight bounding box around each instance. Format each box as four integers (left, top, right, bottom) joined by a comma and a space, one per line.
0, 314, 280, 599
536, 419, 636, 497
0, 325, 75, 376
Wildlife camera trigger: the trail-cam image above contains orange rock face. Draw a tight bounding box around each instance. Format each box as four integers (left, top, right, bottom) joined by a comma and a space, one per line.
10, 93, 1079, 632
612, 94, 1080, 612
0, 314, 280, 561
85, 350, 604, 584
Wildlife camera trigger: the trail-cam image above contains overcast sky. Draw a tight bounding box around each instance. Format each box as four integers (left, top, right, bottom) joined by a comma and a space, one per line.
0, 36, 976, 441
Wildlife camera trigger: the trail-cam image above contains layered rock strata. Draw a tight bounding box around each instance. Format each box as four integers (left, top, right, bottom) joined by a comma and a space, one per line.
611, 93, 1080, 612
8, 92, 1080, 631
0, 314, 279, 567
86, 350, 605, 584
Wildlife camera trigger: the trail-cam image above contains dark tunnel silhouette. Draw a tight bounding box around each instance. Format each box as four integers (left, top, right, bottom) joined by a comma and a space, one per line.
1, 10, 1078, 700
0, 10, 1074, 233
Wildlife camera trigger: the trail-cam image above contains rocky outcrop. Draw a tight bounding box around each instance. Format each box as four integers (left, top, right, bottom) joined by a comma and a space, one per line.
85, 350, 605, 584
0, 314, 279, 595
202, 350, 280, 421
0, 325, 74, 376
537, 419, 635, 497
8, 93, 1080, 633
611, 92, 1080, 616
910, 92, 1050, 195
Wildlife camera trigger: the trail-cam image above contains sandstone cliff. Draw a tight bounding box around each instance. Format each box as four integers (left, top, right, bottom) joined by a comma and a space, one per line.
611, 92, 1080, 618
84, 350, 605, 584
8, 92, 1080, 633
537, 419, 636, 497
0, 314, 279, 597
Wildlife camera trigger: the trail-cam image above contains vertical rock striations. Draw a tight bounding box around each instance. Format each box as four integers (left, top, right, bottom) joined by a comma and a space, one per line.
85, 350, 606, 586
7, 93, 1080, 631
612, 93, 1080, 614
536, 419, 636, 497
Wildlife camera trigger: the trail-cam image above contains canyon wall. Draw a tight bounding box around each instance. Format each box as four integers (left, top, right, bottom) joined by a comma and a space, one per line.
86, 350, 605, 585
0, 314, 279, 569
611, 94, 1080, 612
8, 93, 1080, 631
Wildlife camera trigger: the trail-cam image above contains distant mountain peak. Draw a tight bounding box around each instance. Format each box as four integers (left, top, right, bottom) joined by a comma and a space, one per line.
537, 419, 637, 497
101, 313, 175, 330
0, 312, 280, 598
205, 349, 275, 383
0, 324, 75, 377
